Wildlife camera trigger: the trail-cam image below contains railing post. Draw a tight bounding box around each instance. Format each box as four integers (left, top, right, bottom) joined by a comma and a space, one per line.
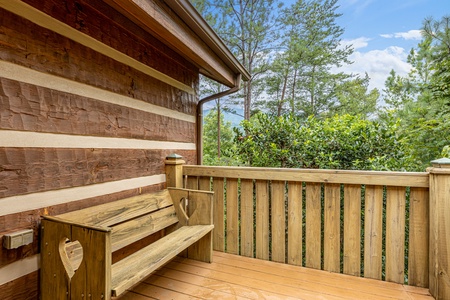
165, 153, 185, 188
428, 158, 450, 299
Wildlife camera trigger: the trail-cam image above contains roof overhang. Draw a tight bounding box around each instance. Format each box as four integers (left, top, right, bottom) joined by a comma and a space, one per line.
104, 0, 250, 88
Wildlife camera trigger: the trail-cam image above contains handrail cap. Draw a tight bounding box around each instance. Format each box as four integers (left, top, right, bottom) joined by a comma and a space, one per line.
166, 153, 183, 159
431, 158, 450, 168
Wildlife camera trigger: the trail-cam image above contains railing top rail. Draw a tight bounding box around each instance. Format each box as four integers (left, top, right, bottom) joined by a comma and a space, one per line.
183, 165, 429, 188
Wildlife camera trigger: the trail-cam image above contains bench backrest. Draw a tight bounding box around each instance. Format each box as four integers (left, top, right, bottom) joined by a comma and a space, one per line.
55, 189, 180, 252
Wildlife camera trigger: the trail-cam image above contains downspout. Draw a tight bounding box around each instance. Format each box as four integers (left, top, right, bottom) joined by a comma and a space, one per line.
196, 74, 242, 165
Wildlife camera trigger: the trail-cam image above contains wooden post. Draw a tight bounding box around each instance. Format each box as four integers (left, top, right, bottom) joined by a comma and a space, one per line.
165, 154, 185, 188
428, 158, 450, 300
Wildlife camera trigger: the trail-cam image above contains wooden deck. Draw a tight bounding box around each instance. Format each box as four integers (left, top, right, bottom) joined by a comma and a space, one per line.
117, 251, 434, 300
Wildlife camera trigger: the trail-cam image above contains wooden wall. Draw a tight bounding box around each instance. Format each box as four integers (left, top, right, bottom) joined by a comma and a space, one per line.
0, 0, 199, 298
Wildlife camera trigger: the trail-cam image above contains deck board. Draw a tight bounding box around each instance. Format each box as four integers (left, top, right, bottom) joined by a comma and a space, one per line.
117, 251, 434, 300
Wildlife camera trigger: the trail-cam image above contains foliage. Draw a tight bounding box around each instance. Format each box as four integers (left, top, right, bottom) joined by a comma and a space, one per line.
260, 0, 378, 118
442, 145, 450, 158
193, 0, 283, 120
381, 15, 450, 169
280, 0, 352, 117
202, 108, 238, 166
234, 113, 418, 171
194, 0, 379, 120
194, 1, 448, 171
233, 113, 302, 167
330, 73, 379, 118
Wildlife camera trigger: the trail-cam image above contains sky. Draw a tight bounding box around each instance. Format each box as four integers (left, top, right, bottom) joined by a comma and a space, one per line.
329, 0, 450, 92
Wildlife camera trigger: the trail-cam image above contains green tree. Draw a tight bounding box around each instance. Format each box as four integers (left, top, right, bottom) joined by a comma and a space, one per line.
233, 113, 303, 167
381, 15, 450, 169
330, 73, 379, 118
382, 69, 415, 110
260, 52, 293, 116
234, 113, 417, 171
276, 0, 354, 117
203, 108, 237, 166
196, 0, 283, 120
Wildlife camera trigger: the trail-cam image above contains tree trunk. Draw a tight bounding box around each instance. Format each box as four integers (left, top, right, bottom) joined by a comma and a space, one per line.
278, 73, 288, 117
290, 68, 298, 116
310, 65, 316, 116
244, 81, 251, 120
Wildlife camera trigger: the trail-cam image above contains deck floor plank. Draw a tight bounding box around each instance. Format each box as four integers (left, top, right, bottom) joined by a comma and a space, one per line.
117, 251, 434, 300
164, 259, 345, 299
146, 274, 252, 299
153, 267, 303, 299
212, 252, 432, 297
210, 252, 432, 298
115, 292, 151, 300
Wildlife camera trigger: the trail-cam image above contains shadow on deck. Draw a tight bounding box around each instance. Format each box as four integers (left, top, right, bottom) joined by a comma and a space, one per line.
117, 251, 434, 300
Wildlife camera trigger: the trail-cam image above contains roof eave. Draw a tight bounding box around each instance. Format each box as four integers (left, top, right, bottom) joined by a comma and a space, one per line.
104, 0, 249, 88
166, 0, 250, 82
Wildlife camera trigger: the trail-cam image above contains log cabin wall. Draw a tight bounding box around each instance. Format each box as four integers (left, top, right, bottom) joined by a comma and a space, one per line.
0, 0, 199, 298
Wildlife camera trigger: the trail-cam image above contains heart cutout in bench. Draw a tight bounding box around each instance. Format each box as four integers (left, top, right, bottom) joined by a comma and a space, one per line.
59, 238, 83, 280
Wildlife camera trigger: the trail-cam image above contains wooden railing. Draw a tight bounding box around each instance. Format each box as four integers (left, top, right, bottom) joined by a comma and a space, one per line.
181, 165, 430, 286
164, 157, 450, 299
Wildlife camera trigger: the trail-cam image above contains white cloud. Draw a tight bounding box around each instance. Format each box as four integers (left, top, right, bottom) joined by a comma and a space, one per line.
341, 37, 372, 49
337, 46, 411, 92
380, 30, 422, 40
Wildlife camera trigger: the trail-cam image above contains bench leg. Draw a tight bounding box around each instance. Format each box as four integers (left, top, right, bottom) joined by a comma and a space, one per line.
70, 226, 111, 300
40, 220, 111, 300
188, 231, 213, 263
41, 220, 72, 300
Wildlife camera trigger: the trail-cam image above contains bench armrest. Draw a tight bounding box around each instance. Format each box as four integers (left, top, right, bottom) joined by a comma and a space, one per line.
168, 188, 214, 226
42, 215, 111, 232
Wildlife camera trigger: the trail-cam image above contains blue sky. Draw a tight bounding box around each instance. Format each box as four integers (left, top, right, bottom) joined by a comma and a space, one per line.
328, 0, 450, 91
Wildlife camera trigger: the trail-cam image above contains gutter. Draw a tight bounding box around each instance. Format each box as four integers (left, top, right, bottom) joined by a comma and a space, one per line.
197, 74, 242, 164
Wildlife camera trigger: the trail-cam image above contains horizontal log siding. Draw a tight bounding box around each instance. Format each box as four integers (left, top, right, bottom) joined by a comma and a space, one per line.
0, 0, 200, 297
0, 78, 195, 143
0, 6, 197, 114
183, 166, 430, 288
0, 271, 38, 300
24, 0, 194, 86
0, 148, 195, 198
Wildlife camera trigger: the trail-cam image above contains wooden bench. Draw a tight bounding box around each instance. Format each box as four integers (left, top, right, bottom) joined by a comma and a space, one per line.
40, 188, 214, 299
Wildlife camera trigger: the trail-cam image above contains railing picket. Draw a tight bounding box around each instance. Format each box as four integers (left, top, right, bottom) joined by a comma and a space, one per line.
271, 180, 286, 263
343, 184, 361, 276
241, 179, 254, 257
306, 182, 322, 269
324, 183, 341, 273
226, 178, 239, 255
212, 177, 225, 252
199, 176, 211, 191
256, 180, 270, 260
364, 185, 383, 280
288, 181, 303, 266
385, 186, 406, 283
186, 176, 199, 190
409, 187, 429, 287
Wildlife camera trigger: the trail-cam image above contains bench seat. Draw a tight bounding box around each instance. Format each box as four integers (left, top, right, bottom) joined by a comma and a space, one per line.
111, 224, 214, 296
